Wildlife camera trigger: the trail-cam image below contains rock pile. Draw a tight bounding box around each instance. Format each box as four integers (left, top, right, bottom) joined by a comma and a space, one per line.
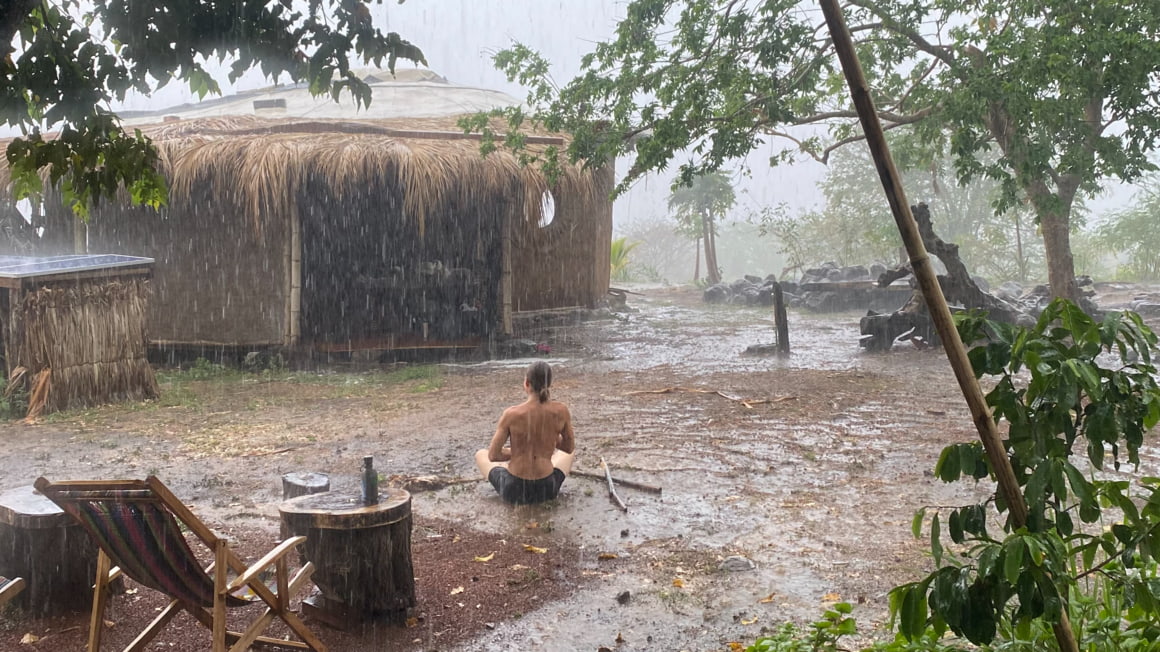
702, 262, 912, 313
702, 275, 782, 307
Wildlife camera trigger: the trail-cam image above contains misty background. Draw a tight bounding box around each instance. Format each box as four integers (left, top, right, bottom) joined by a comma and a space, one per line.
82, 1, 1149, 285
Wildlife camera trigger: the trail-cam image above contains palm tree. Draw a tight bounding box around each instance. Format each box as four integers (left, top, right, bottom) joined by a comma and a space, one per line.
610, 236, 640, 282
667, 171, 736, 285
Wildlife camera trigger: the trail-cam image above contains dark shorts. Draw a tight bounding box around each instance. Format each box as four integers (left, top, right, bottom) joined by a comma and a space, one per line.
488, 467, 566, 505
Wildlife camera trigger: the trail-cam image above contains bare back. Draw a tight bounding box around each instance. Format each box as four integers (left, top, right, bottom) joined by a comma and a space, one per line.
489, 399, 574, 480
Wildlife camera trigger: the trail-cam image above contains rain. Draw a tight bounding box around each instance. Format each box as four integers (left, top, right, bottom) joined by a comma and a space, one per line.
2, 2, 1160, 651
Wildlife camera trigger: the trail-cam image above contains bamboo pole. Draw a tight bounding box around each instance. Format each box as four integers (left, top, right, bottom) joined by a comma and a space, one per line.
500, 202, 514, 336
283, 218, 293, 347
817, 2, 1077, 651
290, 212, 302, 347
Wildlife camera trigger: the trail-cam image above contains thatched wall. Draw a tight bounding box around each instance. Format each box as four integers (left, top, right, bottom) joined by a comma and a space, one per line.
87, 185, 290, 347
509, 164, 614, 312
8, 278, 159, 415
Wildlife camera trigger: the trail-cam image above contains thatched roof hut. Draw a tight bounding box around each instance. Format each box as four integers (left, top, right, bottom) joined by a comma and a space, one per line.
2, 92, 613, 352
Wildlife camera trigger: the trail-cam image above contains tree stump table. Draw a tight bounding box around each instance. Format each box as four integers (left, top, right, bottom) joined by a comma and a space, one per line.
279, 488, 415, 629
0, 485, 105, 614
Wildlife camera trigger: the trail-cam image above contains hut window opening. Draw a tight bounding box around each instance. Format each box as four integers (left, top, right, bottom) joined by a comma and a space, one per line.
537, 190, 556, 228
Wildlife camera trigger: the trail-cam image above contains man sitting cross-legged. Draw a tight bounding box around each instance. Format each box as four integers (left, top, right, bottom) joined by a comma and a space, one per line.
475, 361, 575, 505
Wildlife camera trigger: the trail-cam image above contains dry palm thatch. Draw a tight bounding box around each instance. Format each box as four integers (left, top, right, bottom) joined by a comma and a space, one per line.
9, 278, 159, 416
146, 114, 601, 240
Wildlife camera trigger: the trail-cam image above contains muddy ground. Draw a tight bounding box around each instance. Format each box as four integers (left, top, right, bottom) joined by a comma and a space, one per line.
1, 284, 1155, 651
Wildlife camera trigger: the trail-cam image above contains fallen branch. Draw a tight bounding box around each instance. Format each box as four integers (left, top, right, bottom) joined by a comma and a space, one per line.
600, 457, 629, 512
627, 386, 797, 409
241, 446, 307, 458
571, 469, 662, 495
387, 474, 483, 492
608, 286, 646, 296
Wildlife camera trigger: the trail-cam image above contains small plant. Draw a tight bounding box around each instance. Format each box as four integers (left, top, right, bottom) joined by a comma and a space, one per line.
893, 300, 1160, 648
0, 382, 28, 420
610, 236, 640, 282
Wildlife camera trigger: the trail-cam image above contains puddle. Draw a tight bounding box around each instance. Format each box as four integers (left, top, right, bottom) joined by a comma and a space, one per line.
549, 292, 953, 377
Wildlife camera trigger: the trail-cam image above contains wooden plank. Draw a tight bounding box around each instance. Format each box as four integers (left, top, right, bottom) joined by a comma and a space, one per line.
311, 336, 480, 353
20, 266, 152, 288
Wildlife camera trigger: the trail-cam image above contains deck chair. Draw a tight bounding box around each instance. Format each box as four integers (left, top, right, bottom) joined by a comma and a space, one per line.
34, 476, 327, 652
0, 576, 26, 607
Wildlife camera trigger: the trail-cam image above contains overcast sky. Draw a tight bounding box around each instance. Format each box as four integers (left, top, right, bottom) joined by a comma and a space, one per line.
97, 1, 1138, 228
113, 0, 832, 232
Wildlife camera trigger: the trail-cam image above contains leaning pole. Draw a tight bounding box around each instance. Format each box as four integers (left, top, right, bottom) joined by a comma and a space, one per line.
816, 2, 1079, 651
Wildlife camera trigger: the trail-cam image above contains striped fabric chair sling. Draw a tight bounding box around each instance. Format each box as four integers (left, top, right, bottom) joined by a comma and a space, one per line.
34, 476, 327, 652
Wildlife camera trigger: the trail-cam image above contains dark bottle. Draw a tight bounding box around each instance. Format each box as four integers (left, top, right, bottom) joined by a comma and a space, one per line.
361, 455, 379, 505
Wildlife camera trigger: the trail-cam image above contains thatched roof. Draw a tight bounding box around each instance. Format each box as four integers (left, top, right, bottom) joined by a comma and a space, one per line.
1, 113, 602, 238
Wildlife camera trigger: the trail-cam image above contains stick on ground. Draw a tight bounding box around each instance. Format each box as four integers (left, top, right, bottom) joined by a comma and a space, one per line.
571, 470, 662, 495
600, 457, 629, 512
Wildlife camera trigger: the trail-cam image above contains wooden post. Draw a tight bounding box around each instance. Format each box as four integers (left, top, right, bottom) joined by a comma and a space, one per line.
290, 213, 302, 347
818, 3, 1078, 651
773, 282, 790, 354
73, 219, 86, 254
500, 202, 514, 336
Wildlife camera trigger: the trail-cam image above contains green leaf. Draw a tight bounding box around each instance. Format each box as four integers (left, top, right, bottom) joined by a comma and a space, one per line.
1004, 537, 1026, 586
930, 513, 943, 566
934, 445, 961, 483
949, 509, 964, 544
912, 507, 926, 539
899, 585, 928, 641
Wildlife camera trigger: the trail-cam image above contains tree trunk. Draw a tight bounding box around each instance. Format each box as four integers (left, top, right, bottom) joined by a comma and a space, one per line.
1014, 212, 1026, 283
704, 215, 721, 285
693, 237, 701, 282
280, 489, 416, 628
1041, 211, 1078, 301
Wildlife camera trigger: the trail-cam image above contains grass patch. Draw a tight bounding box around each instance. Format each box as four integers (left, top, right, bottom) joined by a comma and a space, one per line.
157, 360, 445, 400
35, 361, 446, 425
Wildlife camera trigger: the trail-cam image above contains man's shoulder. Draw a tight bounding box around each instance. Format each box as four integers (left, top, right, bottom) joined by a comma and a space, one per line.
503, 403, 530, 418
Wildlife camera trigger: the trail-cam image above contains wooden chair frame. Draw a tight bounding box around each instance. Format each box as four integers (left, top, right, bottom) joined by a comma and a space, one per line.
34, 476, 327, 652
0, 576, 26, 607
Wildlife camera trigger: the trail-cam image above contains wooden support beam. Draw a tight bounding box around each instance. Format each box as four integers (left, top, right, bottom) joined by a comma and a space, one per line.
818, 2, 1078, 651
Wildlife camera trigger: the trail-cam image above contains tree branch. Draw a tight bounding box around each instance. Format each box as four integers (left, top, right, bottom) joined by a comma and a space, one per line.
846, 0, 958, 69
881, 58, 940, 114
792, 105, 935, 127
0, 0, 38, 56
766, 118, 914, 165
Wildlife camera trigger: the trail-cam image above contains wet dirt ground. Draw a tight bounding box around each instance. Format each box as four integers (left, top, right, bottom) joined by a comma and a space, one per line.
3, 285, 1146, 651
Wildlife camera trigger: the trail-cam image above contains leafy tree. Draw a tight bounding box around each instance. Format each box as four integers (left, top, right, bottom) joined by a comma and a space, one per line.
767, 142, 1046, 283
471, 0, 1160, 303
1096, 173, 1160, 281
1, 0, 425, 215
667, 170, 735, 285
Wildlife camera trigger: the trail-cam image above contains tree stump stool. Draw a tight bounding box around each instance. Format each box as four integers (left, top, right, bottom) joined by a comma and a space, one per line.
280, 472, 331, 542
281, 472, 331, 500
279, 488, 415, 629
0, 485, 106, 614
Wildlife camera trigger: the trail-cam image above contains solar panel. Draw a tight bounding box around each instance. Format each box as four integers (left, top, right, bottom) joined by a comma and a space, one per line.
0, 255, 154, 279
